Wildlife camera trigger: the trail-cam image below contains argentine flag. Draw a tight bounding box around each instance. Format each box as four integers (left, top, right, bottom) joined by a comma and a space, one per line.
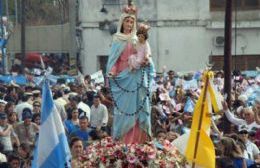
32, 81, 71, 168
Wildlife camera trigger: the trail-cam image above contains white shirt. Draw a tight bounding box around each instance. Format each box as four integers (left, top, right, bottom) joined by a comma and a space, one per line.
0, 152, 6, 162
14, 102, 33, 121
244, 140, 260, 160
90, 104, 108, 128
224, 110, 260, 131
0, 125, 17, 151
54, 101, 67, 122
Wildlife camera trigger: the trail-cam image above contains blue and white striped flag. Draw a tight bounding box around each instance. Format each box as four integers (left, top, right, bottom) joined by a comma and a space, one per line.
32, 81, 71, 168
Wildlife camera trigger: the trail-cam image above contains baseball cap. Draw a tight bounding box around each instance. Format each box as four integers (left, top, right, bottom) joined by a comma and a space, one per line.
22, 108, 33, 120
238, 125, 249, 134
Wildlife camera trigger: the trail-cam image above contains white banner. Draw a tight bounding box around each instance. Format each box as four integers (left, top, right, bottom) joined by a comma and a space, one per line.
90, 70, 104, 84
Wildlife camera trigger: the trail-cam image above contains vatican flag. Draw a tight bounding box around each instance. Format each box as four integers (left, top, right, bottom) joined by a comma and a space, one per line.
185, 71, 216, 168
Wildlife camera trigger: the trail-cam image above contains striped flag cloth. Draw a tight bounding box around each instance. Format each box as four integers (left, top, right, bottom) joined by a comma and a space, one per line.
32, 81, 71, 168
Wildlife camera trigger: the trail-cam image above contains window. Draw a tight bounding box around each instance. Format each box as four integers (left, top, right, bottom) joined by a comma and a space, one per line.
210, 55, 260, 71
210, 0, 260, 11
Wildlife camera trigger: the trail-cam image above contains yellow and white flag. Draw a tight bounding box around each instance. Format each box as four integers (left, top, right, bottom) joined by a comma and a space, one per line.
185, 71, 220, 168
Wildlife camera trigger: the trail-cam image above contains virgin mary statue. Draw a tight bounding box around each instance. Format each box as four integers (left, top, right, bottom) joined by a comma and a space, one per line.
106, 4, 155, 144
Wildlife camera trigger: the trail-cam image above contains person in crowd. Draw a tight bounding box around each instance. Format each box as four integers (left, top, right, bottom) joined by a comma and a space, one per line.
0, 102, 6, 114
90, 95, 108, 132
153, 131, 167, 150
53, 89, 68, 121
64, 108, 79, 135
4, 102, 15, 115
14, 93, 33, 121
84, 75, 94, 92
0, 143, 7, 163
219, 137, 247, 168
83, 91, 94, 107
165, 70, 176, 84
32, 90, 41, 103
70, 114, 92, 147
216, 157, 235, 168
32, 101, 41, 114
54, 101, 67, 122
98, 88, 113, 110
222, 101, 260, 132
7, 112, 18, 126
14, 109, 38, 146
8, 154, 20, 168
238, 127, 260, 164
4, 85, 19, 104
252, 99, 260, 146
70, 137, 84, 168
166, 131, 179, 143
218, 137, 255, 168
98, 89, 113, 135
17, 143, 32, 168
31, 113, 41, 126
0, 113, 19, 155
54, 90, 67, 107
253, 98, 260, 125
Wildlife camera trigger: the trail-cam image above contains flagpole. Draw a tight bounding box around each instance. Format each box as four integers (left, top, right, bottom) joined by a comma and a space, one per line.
191, 72, 209, 168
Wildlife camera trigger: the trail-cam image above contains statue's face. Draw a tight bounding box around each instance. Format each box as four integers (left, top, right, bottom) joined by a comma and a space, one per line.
122, 16, 135, 34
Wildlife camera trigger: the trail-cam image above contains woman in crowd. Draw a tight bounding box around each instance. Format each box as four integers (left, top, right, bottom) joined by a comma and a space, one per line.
4, 102, 15, 115
64, 108, 79, 135
18, 143, 32, 168
8, 112, 18, 126
218, 137, 255, 168
32, 113, 41, 126
70, 137, 84, 168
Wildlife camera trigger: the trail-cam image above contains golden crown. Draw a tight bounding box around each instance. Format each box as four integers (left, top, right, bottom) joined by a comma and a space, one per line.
122, 3, 137, 15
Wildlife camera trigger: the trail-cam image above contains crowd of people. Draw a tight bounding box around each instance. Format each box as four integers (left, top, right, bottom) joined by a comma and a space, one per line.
0, 1, 259, 168
0, 68, 258, 167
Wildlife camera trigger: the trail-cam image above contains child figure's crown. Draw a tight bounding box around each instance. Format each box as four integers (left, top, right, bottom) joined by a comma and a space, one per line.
138, 23, 150, 32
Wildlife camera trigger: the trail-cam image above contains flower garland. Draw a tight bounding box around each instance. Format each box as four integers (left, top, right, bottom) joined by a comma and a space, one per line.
73, 137, 186, 168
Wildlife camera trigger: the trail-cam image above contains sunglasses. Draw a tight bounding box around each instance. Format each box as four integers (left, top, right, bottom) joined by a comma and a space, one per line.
239, 131, 248, 134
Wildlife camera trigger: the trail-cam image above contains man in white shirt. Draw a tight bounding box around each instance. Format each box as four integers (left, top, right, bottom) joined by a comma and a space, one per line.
223, 102, 260, 132
14, 93, 33, 121
90, 95, 108, 131
239, 127, 260, 164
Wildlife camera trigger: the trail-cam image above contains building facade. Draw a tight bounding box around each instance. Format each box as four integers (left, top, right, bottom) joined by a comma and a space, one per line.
78, 0, 260, 75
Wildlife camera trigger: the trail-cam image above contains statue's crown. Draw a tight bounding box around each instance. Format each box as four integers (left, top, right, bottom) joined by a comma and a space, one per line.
122, 3, 137, 15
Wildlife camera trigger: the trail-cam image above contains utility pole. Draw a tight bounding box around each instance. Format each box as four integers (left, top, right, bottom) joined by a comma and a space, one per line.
0, 0, 7, 74
5, 0, 8, 17
21, 0, 26, 72
15, 0, 18, 25
223, 0, 233, 134
224, 0, 232, 107
68, 0, 77, 75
